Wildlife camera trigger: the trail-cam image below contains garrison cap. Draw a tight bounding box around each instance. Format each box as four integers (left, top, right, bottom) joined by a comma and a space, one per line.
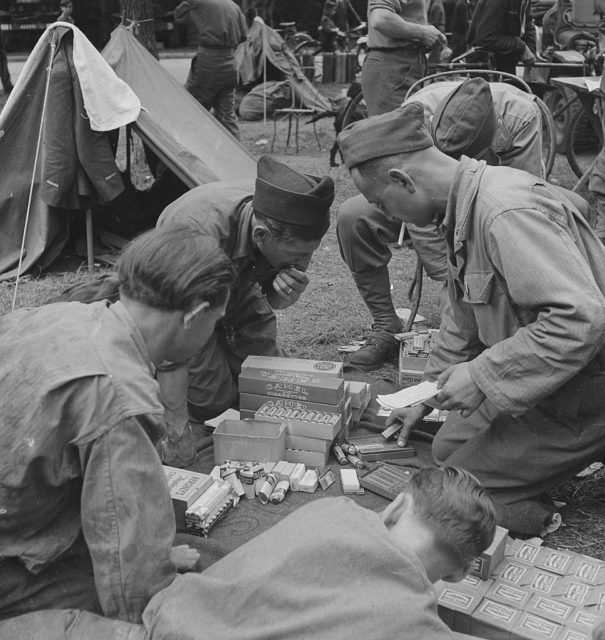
337, 102, 434, 170
431, 78, 498, 160
252, 155, 334, 227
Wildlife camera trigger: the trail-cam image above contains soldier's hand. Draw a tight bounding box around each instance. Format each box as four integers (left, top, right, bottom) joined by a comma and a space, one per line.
273, 267, 309, 305
419, 25, 447, 50
385, 403, 427, 447
433, 363, 485, 418
520, 44, 536, 65
170, 544, 200, 573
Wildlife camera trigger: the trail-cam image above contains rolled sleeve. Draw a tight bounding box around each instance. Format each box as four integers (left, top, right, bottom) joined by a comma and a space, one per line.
467, 209, 605, 414
79, 416, 176, 623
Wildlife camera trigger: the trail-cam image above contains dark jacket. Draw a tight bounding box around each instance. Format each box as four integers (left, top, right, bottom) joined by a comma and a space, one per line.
468, 0, 536, 60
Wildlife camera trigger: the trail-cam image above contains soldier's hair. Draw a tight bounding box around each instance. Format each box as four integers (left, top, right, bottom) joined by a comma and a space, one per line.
408, 467, 497, 566
117, 226, 235, 312
354, 153, 411, 183
253, 210, 330, 242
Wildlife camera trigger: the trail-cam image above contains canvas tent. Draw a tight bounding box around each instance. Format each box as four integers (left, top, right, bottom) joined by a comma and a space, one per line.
235, 18, 331, 114
0, 24, 257, 282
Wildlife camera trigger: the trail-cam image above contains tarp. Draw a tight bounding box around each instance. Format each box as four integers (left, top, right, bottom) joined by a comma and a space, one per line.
235, 18, 331, 113
0, 25, 257, 281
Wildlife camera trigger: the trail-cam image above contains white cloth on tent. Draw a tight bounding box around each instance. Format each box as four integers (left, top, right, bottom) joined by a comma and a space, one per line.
55, 22, 141, 131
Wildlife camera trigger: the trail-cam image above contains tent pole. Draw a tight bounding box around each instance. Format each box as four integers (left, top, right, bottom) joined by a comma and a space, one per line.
262, 18, 267, 127
86, 209, 94, 271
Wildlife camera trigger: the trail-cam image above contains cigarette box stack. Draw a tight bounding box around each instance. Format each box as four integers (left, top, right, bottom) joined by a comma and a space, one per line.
184, 478, 235, 537
437, 537, 605, 640
239, 356, 346, 466
396, 329, 439, 388
163, 466, 215, 531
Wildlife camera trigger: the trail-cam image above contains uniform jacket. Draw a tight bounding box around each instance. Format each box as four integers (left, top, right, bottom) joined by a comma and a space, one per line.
426, 157, 605, 416
468, 0, 536, 58
174, 0, 246, 49
0, 301, 175, 623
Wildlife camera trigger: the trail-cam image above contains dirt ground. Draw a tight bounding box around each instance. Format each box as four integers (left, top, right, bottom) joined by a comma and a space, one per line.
1, 79, 605, 558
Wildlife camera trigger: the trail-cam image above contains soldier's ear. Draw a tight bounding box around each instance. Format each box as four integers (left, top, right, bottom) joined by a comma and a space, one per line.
388, 168, 416, 194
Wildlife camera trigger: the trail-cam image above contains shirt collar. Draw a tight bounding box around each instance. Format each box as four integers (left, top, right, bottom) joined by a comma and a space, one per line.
109, 300, 156, 376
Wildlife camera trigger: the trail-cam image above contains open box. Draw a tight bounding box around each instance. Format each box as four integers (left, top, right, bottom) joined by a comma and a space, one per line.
212, 419, 286, 464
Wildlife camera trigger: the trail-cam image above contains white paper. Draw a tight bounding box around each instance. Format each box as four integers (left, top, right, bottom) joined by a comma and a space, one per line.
585, 77, 601, 93
377, 381, 438, 410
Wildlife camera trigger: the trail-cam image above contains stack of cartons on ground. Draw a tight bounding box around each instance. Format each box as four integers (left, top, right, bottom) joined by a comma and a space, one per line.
239, 356, 355, 466
437, 535, 605, 640
163, 466, 235, 536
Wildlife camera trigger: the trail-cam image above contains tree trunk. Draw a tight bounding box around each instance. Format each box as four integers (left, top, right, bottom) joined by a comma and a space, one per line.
119, 0, 158, 58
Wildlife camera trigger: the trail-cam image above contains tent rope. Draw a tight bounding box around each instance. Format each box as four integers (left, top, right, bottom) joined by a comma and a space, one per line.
11, 36, 58, 311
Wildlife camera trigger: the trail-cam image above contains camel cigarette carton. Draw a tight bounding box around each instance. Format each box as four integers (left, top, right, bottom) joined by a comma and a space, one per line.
239, 393, 344, 414
239, 370, 345, 404
241, 355, 343, 378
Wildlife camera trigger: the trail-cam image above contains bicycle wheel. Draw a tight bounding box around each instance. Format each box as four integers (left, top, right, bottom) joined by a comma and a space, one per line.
341, 88, 367, 129
565, 105, 601, 180
535, 96, 556, 179
544, 87, 581, 154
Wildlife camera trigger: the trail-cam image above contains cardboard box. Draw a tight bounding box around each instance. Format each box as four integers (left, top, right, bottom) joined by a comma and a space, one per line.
286, 448, 330, 466
163, 466, 214, 531
256, 406, 342, 441
241, 355, 343, 377
471, 525, 509, 580
212, 419, 286, 464
398, 361, 427, 388
203, 408, 240, 431
470, 598, 521, 639
239, 393, 344, 414
286, 433, 331, 453
487, 582, 533, 609
238, 370, 345, 404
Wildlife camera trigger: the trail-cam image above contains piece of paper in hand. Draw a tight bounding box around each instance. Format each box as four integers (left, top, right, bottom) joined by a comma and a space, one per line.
377, 381, 438, 410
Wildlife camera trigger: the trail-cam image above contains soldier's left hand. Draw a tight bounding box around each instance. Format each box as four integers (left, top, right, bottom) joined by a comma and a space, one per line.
432, 362, 485, 418
273, 267, 309, 304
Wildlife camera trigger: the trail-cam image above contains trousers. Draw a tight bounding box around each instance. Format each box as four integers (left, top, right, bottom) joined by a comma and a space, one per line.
433, 372, 605, 534
186, 48, 240, 139
361, 47, 427, 116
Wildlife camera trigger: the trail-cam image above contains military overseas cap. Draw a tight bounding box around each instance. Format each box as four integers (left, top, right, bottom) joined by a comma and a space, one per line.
252, 155, 334, 227
337, 102, 434, 170
431, 78, 498, 160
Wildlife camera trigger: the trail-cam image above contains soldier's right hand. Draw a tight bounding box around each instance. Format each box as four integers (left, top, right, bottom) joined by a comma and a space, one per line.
419, 25, 447, 50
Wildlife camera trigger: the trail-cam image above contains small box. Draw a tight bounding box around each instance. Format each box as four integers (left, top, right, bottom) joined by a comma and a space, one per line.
470, 598, 520, 639
497, 561, 531, 586
286, 434, 331, 453
212, 419, 286, 464
398, 360, 427, 387
316, 466, 336, 490
340, 468, 361, 493
238, 370, 345, 404
550, 579, 593, 607
298, 469, 318, 493
163, 466, 214, 531
286, 448, 330, 466
471, 525, 508, 580
511, 612, 563, 640
271, 460, 288, 480
239, 393, 344, 414
241, 355, 343, 378
506, 539, 542, 566
289, 463, 307, 491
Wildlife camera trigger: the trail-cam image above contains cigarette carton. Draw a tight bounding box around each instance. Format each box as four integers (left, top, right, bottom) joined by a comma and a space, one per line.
437, 586, 482, 635
286, 448, 330, 467
573, 557, 605, 585
286, 433, 332, 453
522, 569, 560, 596
567, 608, 598, 634
550, 579, 593, 607
470, 598, 520, 640
486, 582, 533, 609
239, 393, 344, 414
506, 539, 542, 566
560, 630, 589, 640
496, 561, 532, 587
524, 595, 575, 626
163, 466, 214, 531
241, 355, 343, 378
511, 612, 563, 640
238, 370, 345, 404
398, 362, 427, 388
534, 548, 577, 577
471, 525, 508, 580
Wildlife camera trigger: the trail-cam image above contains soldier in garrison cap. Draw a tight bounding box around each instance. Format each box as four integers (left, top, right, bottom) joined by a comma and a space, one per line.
337, 78, 547, 370
338, 102, 605, 537
155, 155, 334, 465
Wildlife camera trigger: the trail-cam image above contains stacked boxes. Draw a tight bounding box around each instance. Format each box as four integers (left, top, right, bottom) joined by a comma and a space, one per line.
239, 356, 348, 466
396, 329, 439, 387
437, 537, 605, 640
163, 466, 214, 531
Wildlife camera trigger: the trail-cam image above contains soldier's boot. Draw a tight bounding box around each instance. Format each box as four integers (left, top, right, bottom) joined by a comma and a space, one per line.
348, 266, 402, 370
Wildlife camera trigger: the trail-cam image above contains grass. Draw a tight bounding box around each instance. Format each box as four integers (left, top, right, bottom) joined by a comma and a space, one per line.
2, 83, 605, 558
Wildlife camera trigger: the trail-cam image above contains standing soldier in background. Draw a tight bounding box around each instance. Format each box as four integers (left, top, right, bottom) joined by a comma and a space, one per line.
361, 0, 446, 116
0, 28, 13, 94
175, 0, 247, 139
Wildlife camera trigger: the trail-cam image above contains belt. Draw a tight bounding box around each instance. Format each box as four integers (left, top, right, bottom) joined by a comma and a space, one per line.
199, 43, 235, 51
367, 45, 422, 52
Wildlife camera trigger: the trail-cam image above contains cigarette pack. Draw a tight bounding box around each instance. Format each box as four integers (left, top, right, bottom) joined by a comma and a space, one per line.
238, 370, 345, 404
298, 469, 319, 493
241, 355, 343, 378
289, 463, 307, 491
523, 570, 560, 596
486, 582, 533, 609
534, 548, 578, 577
471, 525, 508, 580
573, 557, 605, 585
286, 433, 332, 453
340, 468, 362, 494
511, 612, 563, 640
286, 448, 330, 467
163, 466, 214, 531
348, 434, 416, 462
506, 539, 542, 566
560, 630, 589, 640
316, 466, 336, 490
239, 393, 344, 414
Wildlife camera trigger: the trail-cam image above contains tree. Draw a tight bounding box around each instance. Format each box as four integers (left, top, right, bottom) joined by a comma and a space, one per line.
119, 0, 158, 57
